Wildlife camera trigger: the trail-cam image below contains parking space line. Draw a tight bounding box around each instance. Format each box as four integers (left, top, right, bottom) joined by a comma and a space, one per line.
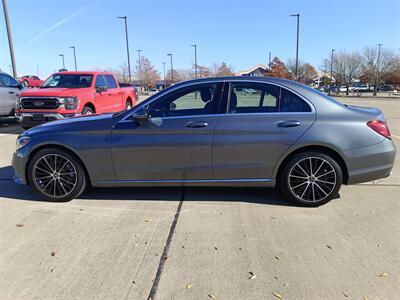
146, 188, 185, 300
391, 134, 400, 139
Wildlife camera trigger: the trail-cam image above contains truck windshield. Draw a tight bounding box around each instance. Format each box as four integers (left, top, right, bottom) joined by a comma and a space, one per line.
41, 74, 93, 88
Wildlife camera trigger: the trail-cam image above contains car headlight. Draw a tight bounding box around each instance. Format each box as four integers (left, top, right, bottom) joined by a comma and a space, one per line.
16, 136, 31, 150
59, 97, 78, 110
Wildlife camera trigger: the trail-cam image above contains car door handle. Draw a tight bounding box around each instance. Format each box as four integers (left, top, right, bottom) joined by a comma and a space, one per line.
276, 120, 301, 128
185, 121, 208, 128
8, 91, 14, 94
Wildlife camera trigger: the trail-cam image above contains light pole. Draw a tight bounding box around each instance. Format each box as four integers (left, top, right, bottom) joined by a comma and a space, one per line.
59, 53, 65, 70
268, 51, 272, 70
290, 13, 300, 80
191, 44, 197, 79
136, 49, 142, 91
167, 53, 173, 85
375, 43, 383, 96
330, 49, 335, 92
69, 46, 77, 71
162, 62, 166, 89
118, 16, 132, 84
2, 0, 17, 77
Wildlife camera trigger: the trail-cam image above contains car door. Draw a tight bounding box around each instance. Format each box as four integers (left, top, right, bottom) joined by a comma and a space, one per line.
94, 75, 112, 113
111, 82, 223, 182
213, 81, 316, 180
104, 75, 123, 112
0, 74, 20, 116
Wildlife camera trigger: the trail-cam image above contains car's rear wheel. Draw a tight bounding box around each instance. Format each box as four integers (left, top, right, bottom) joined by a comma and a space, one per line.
82, 106, 94, 115
28, 148, 87, 202
279, 152, 342, 207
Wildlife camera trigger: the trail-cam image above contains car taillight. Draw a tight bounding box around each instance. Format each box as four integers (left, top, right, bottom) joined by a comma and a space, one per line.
367, 120, 391, 139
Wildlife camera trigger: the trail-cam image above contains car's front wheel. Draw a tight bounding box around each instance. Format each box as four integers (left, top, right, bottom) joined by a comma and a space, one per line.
28, 148, 87, 201
279, 152, 342, 207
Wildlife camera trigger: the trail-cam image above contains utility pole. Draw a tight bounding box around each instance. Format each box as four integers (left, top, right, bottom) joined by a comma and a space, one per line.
290, 13, 300, 80
330, 49, 335, 93
162, 62, 166, 89
167, 53, 173, 85
118, 16, 132, 84
136, 49, 142, 91
69, 46, 77, 71
2, 0, 17, 77
59, 53, 65, 70
191, 44, 198, 79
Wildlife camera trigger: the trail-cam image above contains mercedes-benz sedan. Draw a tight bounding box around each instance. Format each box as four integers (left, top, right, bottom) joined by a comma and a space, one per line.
12, 77, 396, 206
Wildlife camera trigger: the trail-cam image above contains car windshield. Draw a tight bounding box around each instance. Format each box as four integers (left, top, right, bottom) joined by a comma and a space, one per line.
41, 74, 93, 88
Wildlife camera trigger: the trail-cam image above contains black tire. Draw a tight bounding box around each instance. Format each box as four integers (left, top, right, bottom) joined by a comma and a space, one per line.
279, 151, 342, 207
82, 106, 94, 115
125, 100, 132, 111
28, 148, 87, 202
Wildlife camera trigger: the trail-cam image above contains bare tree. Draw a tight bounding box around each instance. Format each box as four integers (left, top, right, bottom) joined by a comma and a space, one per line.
133, 56, 160, 91
287, 59, 318, 84
330, 51, 362, 95
211, 62, 234, 77
361, 46, 398, 95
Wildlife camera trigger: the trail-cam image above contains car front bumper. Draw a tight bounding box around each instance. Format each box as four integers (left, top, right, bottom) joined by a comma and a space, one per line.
12, 146, 31, 185
16, 112, 81, 127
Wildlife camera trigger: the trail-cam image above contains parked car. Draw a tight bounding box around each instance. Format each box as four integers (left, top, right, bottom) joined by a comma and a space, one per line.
0, 71, 23, 119
377, 84, 394, 92
12, 77, 395, 206
148, 89, 159, 96
349, 83, 371, 92
16, 71, 137, 129
17, 75, 44, 88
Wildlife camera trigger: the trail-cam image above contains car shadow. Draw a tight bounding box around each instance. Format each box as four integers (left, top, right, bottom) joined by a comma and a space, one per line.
0, 165, 295, 206
0, 118, 21, 134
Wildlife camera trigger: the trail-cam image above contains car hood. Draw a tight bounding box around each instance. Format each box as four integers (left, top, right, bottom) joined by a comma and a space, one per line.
22, 113, 115, 136
20, 87, 91, 97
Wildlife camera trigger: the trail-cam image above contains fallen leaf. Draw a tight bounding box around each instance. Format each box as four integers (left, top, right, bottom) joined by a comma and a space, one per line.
79, 208, 83, 211
275, 256, 280, 260
342, 291, 348, 297
362, 297, 368, 300
377, 244, 382, 248
16, 224, 24, 227
238, 247, 242, 250
39, 262, 43, 266
145, 219, 151, 222
50, 251, 56, 257
50, 268, 55, 272
132, 280, 136, 284
378, 272, 388, 277
214, 247, 218, 250
274, 275, 279, 280
186, 283, 193, 289
249, 272, 256, 280
182, 245, 186, 249
283, 283, 289, 287
326, 245, 333, 250
272, 292, 282, 299
208, 293, 216, 299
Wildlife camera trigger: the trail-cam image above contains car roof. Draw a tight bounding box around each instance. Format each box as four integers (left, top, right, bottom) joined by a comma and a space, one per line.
55, 71, 114, 75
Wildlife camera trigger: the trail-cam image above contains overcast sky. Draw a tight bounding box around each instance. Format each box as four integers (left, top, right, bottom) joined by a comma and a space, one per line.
1, 0, 399, 78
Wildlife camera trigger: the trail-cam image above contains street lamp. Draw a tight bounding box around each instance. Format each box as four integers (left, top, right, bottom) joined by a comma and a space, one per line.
136, 49, 142, 91
290, 13, 300, 80
59, 53, 65, 70
191, 44, 198, 79
117, 16, 132, 84
69, 46, 77, 71
375, 43, 383, 96
330, 49, 335, 92
167, 53, 173, 85
2, 0, 17, 77
268, 51, 272, 70
162, 62, 166, 89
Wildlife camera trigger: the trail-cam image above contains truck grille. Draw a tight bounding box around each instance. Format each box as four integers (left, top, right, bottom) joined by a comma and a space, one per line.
20, 98, 59, 109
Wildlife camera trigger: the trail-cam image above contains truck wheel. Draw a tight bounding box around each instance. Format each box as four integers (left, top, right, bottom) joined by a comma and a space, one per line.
82, 106, 94, 115
279, 152, 342, 207
125, 100, 132, 110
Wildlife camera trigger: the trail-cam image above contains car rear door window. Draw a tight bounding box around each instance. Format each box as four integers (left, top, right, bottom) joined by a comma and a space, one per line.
104, 75, 118, 89
280, 88, 311, 112
228, 83, 280, 114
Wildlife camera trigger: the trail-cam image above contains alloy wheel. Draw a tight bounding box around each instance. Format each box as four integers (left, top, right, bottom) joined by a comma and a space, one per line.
288, 156, 337, 202
32, 154, 78, 198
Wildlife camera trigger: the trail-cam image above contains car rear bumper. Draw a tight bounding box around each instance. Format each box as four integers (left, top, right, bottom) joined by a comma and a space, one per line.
345, 138, 396, 184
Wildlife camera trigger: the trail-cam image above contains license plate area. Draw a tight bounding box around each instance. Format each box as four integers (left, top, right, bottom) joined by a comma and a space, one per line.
32, 114, 45, 121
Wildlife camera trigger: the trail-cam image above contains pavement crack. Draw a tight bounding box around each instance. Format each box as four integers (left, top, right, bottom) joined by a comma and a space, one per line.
145, 187, 185, 300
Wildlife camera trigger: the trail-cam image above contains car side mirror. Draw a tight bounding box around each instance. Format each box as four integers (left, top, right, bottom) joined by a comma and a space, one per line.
133, 106, 150, 122
96, 86, 107, 93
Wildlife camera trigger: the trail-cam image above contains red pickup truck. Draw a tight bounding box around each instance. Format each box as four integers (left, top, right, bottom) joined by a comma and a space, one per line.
16, 71, 137, 129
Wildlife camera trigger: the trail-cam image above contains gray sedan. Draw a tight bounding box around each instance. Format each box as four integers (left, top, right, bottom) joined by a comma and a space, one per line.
12, 77, 396, 206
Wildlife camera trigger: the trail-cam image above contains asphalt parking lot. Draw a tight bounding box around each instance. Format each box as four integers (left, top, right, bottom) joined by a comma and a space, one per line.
0, 97, 399, 300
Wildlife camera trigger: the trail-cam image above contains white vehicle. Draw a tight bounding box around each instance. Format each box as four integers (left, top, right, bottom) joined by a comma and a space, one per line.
148, 89, 159, 96
0, 72, 22, 118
